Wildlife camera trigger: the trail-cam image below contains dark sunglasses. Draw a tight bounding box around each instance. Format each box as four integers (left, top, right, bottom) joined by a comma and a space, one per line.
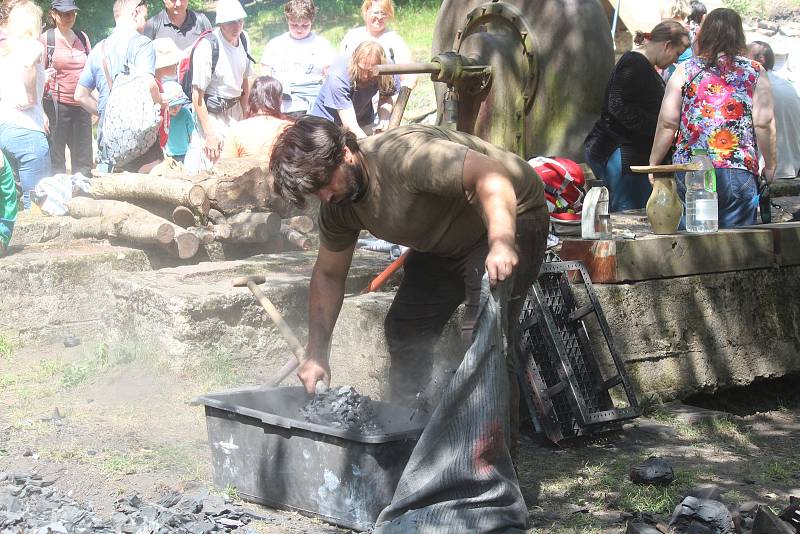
54, 9, 77, 16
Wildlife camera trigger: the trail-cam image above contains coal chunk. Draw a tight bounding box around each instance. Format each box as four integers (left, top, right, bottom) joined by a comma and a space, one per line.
629, 457, 674, 485
779, 497, 800, 532
752, 505, 795, 534
669, 496, 735, 534
300, 386, 381, 433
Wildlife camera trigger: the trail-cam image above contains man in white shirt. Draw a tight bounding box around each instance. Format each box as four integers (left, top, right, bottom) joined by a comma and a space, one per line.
749, 41, 800, 179
261, 0, 334, 114
185, 0, 254, 174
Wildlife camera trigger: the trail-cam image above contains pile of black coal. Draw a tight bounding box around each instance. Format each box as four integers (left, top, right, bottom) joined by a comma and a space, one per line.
300, 386, 381, 433
0, 471, 273, 533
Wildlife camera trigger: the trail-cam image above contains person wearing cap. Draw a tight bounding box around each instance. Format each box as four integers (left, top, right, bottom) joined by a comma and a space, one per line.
748, 41, 800, 180
40, 0, 92, 176
144, 0, 211, 52
75, 0, 161, 172
162, 80, 194, 163
184, 0, 253, 174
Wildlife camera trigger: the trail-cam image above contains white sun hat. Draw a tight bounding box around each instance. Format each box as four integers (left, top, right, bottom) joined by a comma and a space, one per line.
216, 0, 247, 24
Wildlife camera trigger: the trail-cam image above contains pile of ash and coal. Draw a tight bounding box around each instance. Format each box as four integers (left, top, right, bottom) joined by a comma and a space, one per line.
300, 386, 381, 433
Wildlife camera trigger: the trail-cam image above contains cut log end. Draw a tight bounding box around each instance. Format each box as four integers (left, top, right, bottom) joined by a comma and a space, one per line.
172, 206, 196, 228
175, 232, 201, 259
155, 223, 176, 245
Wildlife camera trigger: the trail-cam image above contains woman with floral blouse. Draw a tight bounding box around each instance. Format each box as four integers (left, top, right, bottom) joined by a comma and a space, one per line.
649, 7, 776, 228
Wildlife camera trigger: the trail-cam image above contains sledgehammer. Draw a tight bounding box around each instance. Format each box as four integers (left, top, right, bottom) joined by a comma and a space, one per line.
232, 275, 327, 393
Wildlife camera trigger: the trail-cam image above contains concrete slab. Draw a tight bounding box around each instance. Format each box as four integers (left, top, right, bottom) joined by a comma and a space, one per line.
590, 265, 800, 398
559, 229, 775, 282
0, 240, 151, 344
105, 251, 416, 398
758, 221, 800, 266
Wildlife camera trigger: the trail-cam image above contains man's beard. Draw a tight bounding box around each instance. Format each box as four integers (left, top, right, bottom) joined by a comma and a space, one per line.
332, 162, 367, 206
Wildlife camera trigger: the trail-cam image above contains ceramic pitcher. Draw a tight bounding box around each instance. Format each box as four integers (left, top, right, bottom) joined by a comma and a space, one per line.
631, 164, 698, 235
646, 175, 683, 235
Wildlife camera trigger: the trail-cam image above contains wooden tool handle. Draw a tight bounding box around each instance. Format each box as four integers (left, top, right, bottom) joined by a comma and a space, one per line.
247, 281, 307, 365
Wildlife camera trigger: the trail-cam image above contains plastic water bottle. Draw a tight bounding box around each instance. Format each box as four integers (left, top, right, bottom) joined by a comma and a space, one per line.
685, 149, 718, 233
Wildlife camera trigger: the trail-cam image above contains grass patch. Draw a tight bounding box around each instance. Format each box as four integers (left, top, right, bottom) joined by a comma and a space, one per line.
188, 348, 239, 389
0, 372, 17, 389
761, 459, 800, 483
538, 455, 704, 518
618, 468, 698, 514
102, 445, 199, 477
0, 334, 13, 360
640, 396, 674, 423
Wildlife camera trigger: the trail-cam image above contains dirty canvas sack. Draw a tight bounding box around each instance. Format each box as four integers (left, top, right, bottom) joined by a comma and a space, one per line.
99, 44, 161, 169
374, 277, 528, 533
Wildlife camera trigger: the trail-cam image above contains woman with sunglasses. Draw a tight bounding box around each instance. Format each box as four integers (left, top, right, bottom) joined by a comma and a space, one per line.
40, 0, 92, 176
339, 0, 415, 89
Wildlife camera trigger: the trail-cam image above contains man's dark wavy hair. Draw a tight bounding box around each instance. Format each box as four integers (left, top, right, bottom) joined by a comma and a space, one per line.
269, 116, 359, 209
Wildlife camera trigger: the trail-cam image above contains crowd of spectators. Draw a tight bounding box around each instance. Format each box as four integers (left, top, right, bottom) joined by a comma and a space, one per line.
586, 1, 798, 229
0, 0, 410, 254
0, 0, 798, 254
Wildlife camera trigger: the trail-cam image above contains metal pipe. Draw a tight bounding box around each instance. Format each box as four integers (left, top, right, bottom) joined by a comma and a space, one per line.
372, 62, 441, 76
610, 0, 621, 51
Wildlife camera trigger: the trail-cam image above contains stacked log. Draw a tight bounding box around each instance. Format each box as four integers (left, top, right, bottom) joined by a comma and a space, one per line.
63, 160, 317, 260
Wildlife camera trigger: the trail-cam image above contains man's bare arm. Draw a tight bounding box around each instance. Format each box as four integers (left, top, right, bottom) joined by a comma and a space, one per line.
753, 67, 777, 181
192, 86, 221, 162
74, 85, 98, 116
462, 149, 518, 284
298, 241, 356, 393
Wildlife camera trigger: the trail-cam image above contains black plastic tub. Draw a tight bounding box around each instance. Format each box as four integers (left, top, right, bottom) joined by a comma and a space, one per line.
192, 386, 424, 531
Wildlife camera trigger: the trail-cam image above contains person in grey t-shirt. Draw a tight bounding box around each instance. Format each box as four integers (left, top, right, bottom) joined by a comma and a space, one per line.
143, 0, 211, 51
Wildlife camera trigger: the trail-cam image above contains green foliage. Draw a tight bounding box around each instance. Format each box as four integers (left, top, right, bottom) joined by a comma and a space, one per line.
32, 0, 206, 43
722, 0, 753, 15
0, 334, 13, 360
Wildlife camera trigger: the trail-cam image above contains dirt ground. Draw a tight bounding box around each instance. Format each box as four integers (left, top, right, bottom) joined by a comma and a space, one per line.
1, 337, 798, 533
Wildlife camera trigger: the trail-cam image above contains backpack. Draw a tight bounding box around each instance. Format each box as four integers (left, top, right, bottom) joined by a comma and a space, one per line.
528, 156, 585, 226
98, 42, 162, 169
178, 30, 256, 100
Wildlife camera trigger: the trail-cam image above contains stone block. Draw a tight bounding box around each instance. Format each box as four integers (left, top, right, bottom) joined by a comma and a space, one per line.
0, 240, 151, 344
105, 251, 429, 396
758, 222, 800, 266
591, 265, 800, 398
560, 229, 774, 282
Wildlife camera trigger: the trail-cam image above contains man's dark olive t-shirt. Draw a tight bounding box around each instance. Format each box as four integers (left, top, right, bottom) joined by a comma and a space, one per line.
318, 126, 547, 258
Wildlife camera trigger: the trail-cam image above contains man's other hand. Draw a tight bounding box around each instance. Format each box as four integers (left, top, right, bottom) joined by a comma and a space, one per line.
485, 240, 518, 285
297, 357, 331, 395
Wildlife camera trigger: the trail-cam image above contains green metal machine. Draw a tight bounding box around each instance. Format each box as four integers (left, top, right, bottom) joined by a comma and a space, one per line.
378, 0, 614, 160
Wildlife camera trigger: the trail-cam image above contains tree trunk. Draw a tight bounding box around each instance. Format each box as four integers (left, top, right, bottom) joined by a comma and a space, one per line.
227, 211, 281, 235
188, 158, 288, 216
67, 197, 197, 257
219, 222, 278, 243
92, 173, 210, 214
285, 215, 314, 234
172, 205, 196, 228
280, 224, 311, 250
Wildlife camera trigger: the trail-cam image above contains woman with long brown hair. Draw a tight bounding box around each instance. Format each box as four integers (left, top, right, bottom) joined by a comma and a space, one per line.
584, 20, 690, 212
649, 8, 776, 227
310, 41, 397, 138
